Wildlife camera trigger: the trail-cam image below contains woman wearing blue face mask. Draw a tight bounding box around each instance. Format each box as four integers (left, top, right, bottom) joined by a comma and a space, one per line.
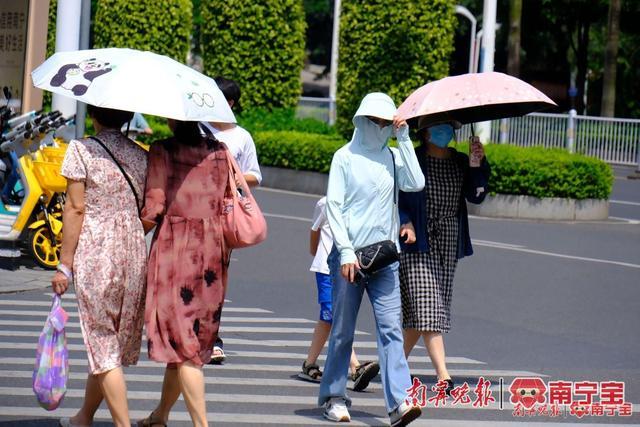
397, 121, 490, 395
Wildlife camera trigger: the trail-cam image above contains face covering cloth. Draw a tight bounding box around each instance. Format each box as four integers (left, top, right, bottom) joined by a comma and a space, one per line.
429, 124, 454, 148
350, 93, 397, 152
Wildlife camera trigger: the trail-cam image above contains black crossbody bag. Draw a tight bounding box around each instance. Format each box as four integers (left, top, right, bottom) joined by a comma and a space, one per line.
354, 148, 399, 282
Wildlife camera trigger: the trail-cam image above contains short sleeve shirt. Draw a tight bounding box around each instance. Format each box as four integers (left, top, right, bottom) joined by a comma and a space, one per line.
310, 197, 333, 274
201, 123, 262, 183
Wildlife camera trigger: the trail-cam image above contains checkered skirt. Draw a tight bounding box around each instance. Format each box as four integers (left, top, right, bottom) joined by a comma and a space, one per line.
400, 155, 463, 332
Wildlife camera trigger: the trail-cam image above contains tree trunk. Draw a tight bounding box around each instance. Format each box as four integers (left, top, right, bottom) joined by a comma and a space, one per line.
507, 0, 522, 77
575, 20, 590, 115
601, 0, 621, 117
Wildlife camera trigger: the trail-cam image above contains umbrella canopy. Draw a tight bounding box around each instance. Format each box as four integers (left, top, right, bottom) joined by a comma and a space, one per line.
397, 72, 556, 128
31, 48, 236, 123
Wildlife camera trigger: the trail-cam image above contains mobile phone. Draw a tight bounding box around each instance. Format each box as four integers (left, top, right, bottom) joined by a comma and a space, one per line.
469, 137, 483, 167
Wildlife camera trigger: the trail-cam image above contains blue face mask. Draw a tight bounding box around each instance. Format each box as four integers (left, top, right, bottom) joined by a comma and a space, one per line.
429, 124, 454, 148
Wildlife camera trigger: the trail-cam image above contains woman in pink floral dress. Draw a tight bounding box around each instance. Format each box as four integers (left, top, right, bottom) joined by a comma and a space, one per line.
51, 105, 148, 427
138, 120, 229, 427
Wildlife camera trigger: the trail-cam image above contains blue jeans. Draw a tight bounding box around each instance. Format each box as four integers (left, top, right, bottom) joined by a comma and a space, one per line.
318, 247, 411, 413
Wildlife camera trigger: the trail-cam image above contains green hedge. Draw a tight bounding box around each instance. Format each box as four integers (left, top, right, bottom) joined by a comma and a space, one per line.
336, 0, 455, 137
253, 130, 344, 173
238, 108, 338, 135
249, 129, 613, 199
93, 0, 192, 62
453, 142, 613, 200
201, 0, 306, 110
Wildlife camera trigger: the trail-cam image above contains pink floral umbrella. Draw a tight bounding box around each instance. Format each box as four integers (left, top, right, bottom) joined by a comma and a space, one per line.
397, 72, 557, 128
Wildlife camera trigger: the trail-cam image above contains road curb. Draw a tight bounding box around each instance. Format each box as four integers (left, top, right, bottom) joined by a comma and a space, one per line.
262, 166, 610, 220
261, 166, 327, 196
467, 194, 609, 221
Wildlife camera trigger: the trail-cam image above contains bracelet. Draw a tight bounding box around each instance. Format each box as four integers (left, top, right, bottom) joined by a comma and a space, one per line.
56, 263, 74, 283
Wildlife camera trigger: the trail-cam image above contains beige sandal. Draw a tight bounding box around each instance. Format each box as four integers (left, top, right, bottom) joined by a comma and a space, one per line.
136, 411, 167, 427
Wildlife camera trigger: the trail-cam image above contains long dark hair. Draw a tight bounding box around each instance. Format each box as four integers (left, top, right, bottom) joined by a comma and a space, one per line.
170, 121, 220, 149
87, 105, 133, 129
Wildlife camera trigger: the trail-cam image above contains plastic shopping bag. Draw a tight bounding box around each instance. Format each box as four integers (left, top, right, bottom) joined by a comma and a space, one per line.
32, 294, 69, 410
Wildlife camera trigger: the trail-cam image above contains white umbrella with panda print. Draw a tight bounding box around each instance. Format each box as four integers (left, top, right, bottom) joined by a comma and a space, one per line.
31, 48, 235, 123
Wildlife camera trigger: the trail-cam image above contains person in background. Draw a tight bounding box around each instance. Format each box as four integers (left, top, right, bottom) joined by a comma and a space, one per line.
398, 120, 489, 396
299, 196, 380, 392
318, 93, 425, 426
122, 112, 153, 140
201, 76, 262, 364
138, 120, 230, 427
52, 105, 148, 427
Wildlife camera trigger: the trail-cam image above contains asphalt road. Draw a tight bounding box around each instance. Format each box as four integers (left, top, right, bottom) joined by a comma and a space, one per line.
0, 170, 638, 426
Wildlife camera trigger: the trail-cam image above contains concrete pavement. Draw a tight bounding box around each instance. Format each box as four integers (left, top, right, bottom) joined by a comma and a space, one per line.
0, 169, 638, 425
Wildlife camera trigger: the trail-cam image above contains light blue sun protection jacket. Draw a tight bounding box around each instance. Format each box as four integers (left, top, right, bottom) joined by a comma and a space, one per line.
326, 93, 425, 265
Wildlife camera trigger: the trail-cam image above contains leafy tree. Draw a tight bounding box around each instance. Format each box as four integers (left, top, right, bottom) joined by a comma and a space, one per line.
336, 0, 456, 136
93, 0, 192, 62
200, 0, 306, 109
600, 0, 621, 117
507, 0, 522, 76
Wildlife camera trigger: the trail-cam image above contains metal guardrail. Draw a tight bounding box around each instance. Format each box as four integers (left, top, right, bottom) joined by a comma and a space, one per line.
297, 97, 640, 167
297, 96, 332, 123
457, 112, 640, 166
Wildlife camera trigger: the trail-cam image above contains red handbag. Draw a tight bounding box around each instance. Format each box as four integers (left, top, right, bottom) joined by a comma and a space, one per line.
222, 150, 267, 249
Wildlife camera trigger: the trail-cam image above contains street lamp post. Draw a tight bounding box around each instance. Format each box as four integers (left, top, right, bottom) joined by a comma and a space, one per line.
455, 5, 477, 74
51, 0, 81, 119
75, 0, 91, 138
328, 0, 341, 126
476, 0, 497, 142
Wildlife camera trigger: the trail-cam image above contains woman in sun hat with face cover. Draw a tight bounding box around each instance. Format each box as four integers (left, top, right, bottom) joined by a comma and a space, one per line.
318, 92, 425, 426
398, 119, 490, 396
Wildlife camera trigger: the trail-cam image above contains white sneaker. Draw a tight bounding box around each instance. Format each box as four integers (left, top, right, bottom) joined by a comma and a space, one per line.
323, 397, 351, 422
389, 400, 422, 427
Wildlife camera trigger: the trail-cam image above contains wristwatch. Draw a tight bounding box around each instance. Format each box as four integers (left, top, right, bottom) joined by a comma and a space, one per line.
56, 263, 74, 284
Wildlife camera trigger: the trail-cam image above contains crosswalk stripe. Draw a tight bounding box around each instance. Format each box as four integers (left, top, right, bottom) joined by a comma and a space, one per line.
0, 407, 386, 426
0, 320, 364, 335
0, 330, 476, 351
0, 389, 637, 417
1, 405, 638, 427
0, 330, 383, 350
0, 292, 584, 426
0, 406, 637, 427
0, 309, 315, 323
0, 300, 272, 313
223, 351, 486, 365
0, 356, 543, 377
0, 331, 485, 365
0, 369, 328, 388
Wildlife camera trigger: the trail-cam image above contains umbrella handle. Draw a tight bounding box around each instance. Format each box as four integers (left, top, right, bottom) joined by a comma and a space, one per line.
471, 123, 476, 137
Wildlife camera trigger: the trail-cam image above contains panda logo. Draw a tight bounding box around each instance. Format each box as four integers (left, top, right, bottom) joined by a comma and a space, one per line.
50, 58, 113, 96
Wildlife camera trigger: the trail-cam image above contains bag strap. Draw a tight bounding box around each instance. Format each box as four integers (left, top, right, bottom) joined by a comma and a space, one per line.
224, 146, 252, 198
388, 147, 396, 205
89, 136, 141, 216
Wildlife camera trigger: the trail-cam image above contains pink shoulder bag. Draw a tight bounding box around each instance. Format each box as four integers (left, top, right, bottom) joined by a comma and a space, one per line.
222, 151, 267, 248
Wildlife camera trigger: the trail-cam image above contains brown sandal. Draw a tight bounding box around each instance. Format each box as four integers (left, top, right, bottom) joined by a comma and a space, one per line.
136, 411, 167, 427
297, 361, 323, 383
